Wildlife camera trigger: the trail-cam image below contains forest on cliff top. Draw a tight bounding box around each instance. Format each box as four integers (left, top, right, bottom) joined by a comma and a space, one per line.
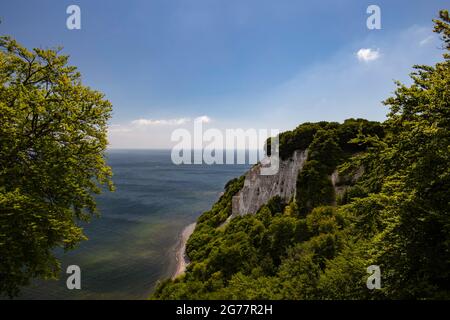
153, 10, 450, 300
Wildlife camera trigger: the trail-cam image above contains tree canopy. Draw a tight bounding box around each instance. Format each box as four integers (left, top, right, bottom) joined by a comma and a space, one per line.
0, 37, 113, 297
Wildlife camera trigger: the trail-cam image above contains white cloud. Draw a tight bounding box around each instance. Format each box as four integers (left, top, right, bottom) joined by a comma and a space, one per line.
419, 35, 434, 46
108, 115, 213, 148
195, 115, 211, 123
131, 117, 190, 126
356, 48, 380, 62
238, 25, 443, 131
108, 124, 132, 133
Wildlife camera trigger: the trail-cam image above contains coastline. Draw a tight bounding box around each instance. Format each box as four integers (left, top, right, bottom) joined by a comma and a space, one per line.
172, 222, 196, 279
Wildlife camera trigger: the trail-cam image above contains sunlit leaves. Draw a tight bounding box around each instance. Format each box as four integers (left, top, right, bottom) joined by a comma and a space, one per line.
0, 36, 113, 297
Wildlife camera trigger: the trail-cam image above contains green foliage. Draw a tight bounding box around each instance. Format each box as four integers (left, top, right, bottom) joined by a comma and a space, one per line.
0, 37, 113, 297
153, 10, 450, 300
186, 175, 245, 262
277, 122, 323, 160
296, 160, 335, 215
336, 118, 384, 153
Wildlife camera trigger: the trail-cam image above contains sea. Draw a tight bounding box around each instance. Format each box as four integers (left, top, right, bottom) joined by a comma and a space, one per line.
17, 149, 249, 299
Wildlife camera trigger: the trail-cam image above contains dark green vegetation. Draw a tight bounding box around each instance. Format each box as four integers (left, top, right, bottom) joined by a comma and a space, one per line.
0, 37, 113, 297
153, 11, 450, 299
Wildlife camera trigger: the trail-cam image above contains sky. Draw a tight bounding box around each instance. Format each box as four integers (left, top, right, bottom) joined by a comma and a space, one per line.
0, 0, 448, 148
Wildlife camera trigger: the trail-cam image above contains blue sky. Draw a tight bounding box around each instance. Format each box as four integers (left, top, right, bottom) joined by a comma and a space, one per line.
0, 0, 448, 148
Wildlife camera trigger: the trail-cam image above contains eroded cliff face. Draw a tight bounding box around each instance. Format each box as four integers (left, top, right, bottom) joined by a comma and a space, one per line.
231, 150, 308, 216
331, 165, 364, 202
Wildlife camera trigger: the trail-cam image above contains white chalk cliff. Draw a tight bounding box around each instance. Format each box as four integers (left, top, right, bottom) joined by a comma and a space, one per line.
231, 150, 308, 216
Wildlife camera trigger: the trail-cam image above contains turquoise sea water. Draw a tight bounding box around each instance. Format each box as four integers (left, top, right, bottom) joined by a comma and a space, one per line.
17, 150, 249, 299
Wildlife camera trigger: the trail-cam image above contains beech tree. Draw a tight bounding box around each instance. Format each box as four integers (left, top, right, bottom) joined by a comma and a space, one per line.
0, 36, 113, 297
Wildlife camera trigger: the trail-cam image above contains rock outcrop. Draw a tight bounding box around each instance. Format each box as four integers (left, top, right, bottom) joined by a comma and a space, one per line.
331, 165, 364, 203
231, 150, 308, 216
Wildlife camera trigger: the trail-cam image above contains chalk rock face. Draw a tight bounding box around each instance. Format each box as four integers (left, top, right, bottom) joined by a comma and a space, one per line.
232, 150, 308, 216
330, 165, 365, 203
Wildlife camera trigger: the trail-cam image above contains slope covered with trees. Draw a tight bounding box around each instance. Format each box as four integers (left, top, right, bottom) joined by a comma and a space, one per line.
153, 10, 450, 300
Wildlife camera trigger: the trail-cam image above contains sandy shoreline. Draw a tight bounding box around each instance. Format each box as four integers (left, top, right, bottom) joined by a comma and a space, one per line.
172, 222, 196, 279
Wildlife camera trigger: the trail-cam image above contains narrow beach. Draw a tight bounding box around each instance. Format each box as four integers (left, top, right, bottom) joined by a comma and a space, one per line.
172, 222, 196, 279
